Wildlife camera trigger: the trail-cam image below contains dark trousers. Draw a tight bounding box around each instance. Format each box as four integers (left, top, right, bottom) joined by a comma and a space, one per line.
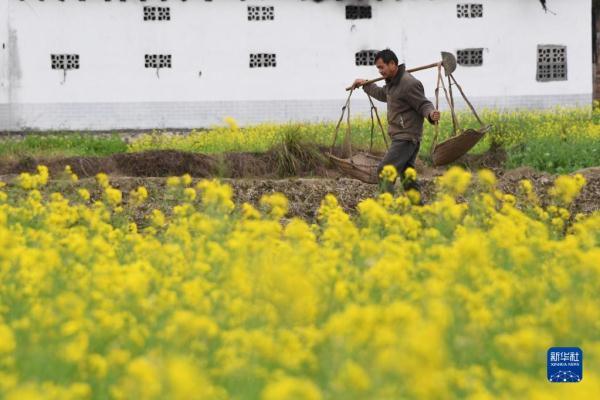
377, 137, 421, 194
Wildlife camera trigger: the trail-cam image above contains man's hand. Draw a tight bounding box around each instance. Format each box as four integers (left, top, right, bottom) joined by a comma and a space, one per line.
352, 79, 367, 89
429, 110, 441, 123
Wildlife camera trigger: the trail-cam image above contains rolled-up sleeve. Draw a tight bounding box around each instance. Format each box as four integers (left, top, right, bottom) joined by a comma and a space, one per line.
362, 83, 387, 103
405, 81, 435, 123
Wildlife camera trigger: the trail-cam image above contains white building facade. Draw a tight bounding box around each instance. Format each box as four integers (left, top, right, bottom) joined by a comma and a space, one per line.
0, 0, 593, 132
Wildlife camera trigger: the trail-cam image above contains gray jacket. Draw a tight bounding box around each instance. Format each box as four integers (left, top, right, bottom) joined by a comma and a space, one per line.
363, 63, 435, 143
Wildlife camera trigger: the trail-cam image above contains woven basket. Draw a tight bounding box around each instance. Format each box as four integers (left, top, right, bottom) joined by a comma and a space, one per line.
432, 126, 490, 167
328, 152, 382, 184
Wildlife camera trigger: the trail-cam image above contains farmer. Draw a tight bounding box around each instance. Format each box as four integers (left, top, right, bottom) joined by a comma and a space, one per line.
352, 49, 440, 199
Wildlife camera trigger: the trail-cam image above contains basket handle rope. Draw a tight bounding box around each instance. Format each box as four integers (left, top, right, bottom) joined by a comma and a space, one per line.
431, 63, 458, 157
366, 93, 389, 153
438, 68, 457, 135
430, 64, 443, 160
368, 98, 375, 153
447, 75, 460, 135
330, 88, 354, 156
345, 88, 354, 162
330, 88, 389, 163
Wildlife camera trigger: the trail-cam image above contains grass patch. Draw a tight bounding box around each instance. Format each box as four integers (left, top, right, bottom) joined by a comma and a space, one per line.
1, 106, 598, 173
0, 133, 127, 161
270, 125, 327, 177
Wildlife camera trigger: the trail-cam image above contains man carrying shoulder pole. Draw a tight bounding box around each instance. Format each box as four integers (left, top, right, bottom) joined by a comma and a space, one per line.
352, 49, 441, 200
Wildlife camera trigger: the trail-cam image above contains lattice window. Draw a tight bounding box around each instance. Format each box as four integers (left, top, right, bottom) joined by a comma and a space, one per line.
249, 53, 277, 68
457, 4, 470, 18
145, 54, 172, 69
346, 5, 371, 20
157, 7, 170, 21
457, 4, 483, 18
248, 6, 274, 21
457, 49, 483, 66
355, 50, 378, 66
144, 6, 170, 21
51, 54, 79, 70
537, 45, 567, 81
471, 4, 483, 17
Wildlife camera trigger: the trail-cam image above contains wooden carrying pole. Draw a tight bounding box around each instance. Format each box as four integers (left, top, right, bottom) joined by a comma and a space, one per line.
346, 63, 439, 91
345, 52, 457, 91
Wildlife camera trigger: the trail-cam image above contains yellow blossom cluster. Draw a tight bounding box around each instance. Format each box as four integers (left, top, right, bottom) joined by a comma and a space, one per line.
436, 166, 472, 196
404, 166, 417, 181
130, 186, 149, 206
379, 165, 398, 183
0, 165, 598, 399
549, 173, 587, 206
64, 165, 79, 183
17, 166, 49, 190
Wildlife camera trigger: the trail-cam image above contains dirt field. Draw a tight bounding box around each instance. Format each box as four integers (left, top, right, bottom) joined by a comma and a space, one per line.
1, 148, 598, 220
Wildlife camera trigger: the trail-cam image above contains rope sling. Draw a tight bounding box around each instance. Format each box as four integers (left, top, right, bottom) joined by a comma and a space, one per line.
327, 89, 389, 184
430, 64, 491, 166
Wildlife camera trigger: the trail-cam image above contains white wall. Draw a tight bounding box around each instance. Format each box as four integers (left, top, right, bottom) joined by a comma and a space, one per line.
0, 0, 8, 105
0, 0, 593, 131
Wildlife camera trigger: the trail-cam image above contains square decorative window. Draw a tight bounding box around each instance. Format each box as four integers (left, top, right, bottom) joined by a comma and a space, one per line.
457, 4, 483, 18
145, 54, 172, 69
457, 4, 470, 18
144, 7, 155, 21
157, 7, 170, 21
471, 4, 483, 17
248, 6, 274, 21
346, 5, 371, 20
457, 48, 483, 66
250, 53, 276, 68
51, 54, 79, 70
144, 6, 170, 21
537, 45, 567, 81
355, 50, 378, 66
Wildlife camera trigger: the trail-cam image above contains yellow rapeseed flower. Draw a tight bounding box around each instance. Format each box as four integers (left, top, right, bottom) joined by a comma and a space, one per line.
63, 165, 78, 183
196, 179, 235, 213
241, 202, 261, 219
130, 186, 148, 206
549, 173, 586, 205
95, 172, 109, 189
150, 209, 166, 227
183, 188, 197, 202
0, 160, 598, 400
36, 165, 49, 186
181, 173, 193, 187
0, 324, 16, 354
477, 169, 497, 190
436, 166, 472, 196
105, 187, 122, 208
224, 116, 240, 131
404, 167, 417, 181
166, 176, 181, 188
260, 192, 289, 219
261, 376, 322, 400
379, 165, 398, 183
406, 189, 421, 205
17, 172, 34, 190
77, 188, 91, 202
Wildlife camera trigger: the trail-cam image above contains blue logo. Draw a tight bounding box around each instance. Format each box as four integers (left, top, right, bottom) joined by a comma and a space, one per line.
547, 347, 582, 383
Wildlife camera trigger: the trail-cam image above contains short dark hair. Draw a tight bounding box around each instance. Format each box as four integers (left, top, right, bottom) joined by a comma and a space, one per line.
374, 49, 398, 65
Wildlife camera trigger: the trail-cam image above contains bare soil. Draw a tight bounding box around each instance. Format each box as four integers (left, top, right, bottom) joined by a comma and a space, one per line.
0, 148, 598, 220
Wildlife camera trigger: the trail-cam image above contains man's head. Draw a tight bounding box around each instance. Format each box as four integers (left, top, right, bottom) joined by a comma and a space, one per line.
374, 49, 399, 80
